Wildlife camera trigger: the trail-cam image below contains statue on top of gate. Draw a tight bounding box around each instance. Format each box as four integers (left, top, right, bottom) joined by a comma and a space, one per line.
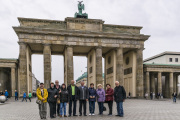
74, 1, 88, 19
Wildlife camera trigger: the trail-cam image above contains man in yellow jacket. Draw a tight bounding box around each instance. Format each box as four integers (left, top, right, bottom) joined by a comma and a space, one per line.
36, 83, 48, 119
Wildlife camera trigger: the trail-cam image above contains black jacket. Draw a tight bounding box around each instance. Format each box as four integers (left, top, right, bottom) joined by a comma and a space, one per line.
54, 85, 61, 98
67, 85, 79, 101
114, 85, 126, 102
78, 86, 89, 100
60, 87, 69, 103
172, 93, 177, 97
47, 87, 58, 103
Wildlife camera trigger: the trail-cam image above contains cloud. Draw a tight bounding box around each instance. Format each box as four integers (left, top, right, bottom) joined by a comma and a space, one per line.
0, 0, 179, 83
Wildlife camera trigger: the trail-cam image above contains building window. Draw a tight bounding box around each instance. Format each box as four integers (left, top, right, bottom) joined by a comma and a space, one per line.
175, 58, 178, 62
169, 58, 173, 62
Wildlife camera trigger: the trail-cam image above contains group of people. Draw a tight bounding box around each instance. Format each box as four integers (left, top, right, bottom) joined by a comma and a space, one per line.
21, 91, 32, 102
36, 80, 126, 119
0, 90, 32, 102
145, 91, 178, 102
0, 90, 9, 101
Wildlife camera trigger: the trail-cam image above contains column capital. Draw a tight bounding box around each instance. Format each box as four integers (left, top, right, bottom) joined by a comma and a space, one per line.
115, 46, 123, 50
95, 46, 102, 50
65, 45, 74, 48
43, 43, 51, 46
18, 42, 27, 45
136, 47, 145, 51
11, 67, 16, 69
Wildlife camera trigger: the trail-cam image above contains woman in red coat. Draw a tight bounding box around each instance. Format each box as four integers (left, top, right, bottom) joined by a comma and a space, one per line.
105, 84, 114, 116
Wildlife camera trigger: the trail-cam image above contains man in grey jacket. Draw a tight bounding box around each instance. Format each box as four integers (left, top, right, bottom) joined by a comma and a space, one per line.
78, 81, 89, 116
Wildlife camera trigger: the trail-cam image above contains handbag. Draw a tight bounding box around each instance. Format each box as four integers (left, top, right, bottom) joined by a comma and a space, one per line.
57, 98, 60, 104
36, 99, 42, 105
103, 106, 106, 111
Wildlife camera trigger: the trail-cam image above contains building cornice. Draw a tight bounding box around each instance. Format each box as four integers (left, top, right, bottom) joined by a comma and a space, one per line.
13, 27, 150, 41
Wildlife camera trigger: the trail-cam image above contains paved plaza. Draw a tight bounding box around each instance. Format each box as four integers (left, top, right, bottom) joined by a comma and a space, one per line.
0, 98, 180, 120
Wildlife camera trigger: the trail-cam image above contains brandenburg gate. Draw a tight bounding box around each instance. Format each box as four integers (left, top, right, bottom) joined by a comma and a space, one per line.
13, 16, 149, 97
12, 3, 149, 97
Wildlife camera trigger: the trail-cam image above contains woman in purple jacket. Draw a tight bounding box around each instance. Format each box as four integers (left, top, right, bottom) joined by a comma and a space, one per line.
96, 84, 105, 115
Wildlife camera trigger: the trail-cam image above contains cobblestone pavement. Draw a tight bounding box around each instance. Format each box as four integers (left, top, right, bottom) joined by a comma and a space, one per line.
0, 98, 180, 120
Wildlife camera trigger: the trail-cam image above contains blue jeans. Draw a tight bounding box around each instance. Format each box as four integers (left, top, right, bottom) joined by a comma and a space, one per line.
116, 102, 124, 116
173, 97, 176, 102
89, 101, 95, 114
98, 102, 103, 114
60, 102, 67, 115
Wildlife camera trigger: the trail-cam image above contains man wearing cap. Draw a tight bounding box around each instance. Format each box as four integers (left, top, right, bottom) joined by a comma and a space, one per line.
36, 83, 48, 119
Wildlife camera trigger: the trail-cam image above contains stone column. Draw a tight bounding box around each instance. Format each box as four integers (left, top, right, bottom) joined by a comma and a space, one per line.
116, 47, 124, 86
158, 72, 162, 93
104, 56, 106, 89
43, 44, 51, 89
66, 46, 74, 85
150, 73, 155, 93
173, 74, 177, 92
146, 72, 150, 98
18, 42, 27, 96
95, 47, 103, 86
136, 48, 144, 98
177, 75, 179, 94
165, 74, 169, 98
169, 72, 173, 98
11, 67, 16, 96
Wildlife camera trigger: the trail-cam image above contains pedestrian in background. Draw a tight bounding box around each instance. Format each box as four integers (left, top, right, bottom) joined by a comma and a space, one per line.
47, 82, 58, 118
96, 84, 105, 115
36, 83, 48, 119
4, 90, 9, 101
88, 83, 96, 116
22, 91, 27, 102
15, 90, 18, 101
28, 91, 32, 102
172, 91, 177, 103
105, 84, 114, 116
145, 92, 148, 100
153, 92, 155, 99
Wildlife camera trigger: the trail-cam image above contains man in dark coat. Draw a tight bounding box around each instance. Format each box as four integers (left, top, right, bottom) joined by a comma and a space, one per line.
47, 82, 58, 118
67, 80, 79, 117
114, 81, 126, 117
54, 80, 61, 115
78, 81, 89, 116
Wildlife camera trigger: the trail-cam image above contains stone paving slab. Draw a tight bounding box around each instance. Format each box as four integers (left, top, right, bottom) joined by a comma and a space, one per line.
0, 98, 180, 120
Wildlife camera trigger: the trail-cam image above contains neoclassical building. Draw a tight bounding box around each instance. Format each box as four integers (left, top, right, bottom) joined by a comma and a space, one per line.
12, 16, 149, 97
143, 51, 180, 98
0, 58, 39, 96
0, 59, 18, 96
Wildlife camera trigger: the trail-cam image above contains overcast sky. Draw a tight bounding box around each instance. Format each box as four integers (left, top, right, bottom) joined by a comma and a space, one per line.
0, 0, 180, 84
